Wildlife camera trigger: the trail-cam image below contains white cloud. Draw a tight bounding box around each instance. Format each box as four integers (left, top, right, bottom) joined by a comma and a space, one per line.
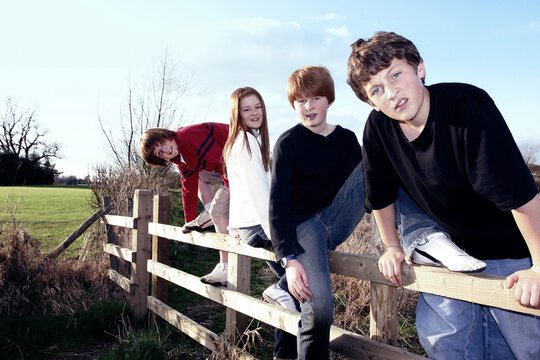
309, 13, 342, 21
526, 21, 540, 31
218, 17, 286, 32
326, 26, 350, 37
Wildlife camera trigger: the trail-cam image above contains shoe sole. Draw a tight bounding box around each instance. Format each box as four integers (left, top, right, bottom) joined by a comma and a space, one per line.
200, 278, 227, 287
183, 225, 215, 233
415, 249, 487, 273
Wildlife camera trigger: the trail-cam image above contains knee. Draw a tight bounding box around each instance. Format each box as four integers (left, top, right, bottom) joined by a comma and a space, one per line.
301, 299, 334, 330
208, 205, 218, 221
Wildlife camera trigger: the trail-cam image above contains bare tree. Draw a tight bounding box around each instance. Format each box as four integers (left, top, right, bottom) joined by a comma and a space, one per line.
99, 53, 189, 172
520, 142, 540, 166
0, 98, 61, 162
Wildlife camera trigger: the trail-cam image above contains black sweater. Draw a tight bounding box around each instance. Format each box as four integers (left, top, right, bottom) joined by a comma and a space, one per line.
269, 124, 362, 260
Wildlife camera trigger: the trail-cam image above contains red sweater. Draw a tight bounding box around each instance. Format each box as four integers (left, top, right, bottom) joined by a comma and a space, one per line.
169, 122, 229, 222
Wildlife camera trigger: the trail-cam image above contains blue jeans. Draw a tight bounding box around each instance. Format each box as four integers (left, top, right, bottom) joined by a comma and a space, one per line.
394, 187, 446, 258
417, 257, 540, 360
230, 225, 285, 279
294, 162, 440, 359
229, 225, 298, 359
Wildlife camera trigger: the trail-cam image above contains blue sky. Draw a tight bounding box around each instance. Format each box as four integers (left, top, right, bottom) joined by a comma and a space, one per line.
1, 1, 539, 177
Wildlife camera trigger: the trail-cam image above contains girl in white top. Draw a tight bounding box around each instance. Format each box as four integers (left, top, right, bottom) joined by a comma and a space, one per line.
223, 87, 297, 359
224, 87, 272, 241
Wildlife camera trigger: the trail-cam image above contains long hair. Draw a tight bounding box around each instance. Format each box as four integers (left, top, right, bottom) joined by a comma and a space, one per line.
223, 87, 270, 172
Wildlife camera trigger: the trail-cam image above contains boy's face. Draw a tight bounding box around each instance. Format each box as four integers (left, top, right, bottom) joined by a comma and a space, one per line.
363, 58, 428, 126
293, 95, 331, 133
153, 138, 179, 161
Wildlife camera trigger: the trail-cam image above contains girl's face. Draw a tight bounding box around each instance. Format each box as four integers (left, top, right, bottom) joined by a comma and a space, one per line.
239, 94, 264, 130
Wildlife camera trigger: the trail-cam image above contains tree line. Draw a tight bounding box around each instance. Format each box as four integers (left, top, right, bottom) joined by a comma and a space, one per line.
0, 98, 61, 185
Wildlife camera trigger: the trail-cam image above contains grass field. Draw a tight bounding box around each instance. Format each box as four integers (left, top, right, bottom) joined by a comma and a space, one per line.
0, 185, 94, 256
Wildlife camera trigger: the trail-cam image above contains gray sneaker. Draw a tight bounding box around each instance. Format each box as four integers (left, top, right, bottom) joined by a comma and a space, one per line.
200, 262, 228, 286
263, 283, 299, 313
183, 210, 214, 232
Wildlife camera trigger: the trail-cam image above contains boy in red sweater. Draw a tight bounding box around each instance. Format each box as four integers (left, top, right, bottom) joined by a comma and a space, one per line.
140, 122, 230, 286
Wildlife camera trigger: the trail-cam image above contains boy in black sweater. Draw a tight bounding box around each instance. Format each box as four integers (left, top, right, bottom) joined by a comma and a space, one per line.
269, 65, 365, 360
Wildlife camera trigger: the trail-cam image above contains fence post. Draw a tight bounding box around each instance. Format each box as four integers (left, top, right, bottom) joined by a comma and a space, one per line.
103, 197, 119, 272
225, 251, 251, 342
151, 194, 170, 324
368, 215, 398, 345
131, 189, 153, 321
369, 283, 397, 345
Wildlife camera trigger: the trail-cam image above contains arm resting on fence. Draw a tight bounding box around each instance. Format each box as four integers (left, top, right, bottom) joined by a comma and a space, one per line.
328, 250, 540, 316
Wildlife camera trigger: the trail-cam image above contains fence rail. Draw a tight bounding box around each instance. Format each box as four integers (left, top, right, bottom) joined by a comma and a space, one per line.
101, 190, 537, 359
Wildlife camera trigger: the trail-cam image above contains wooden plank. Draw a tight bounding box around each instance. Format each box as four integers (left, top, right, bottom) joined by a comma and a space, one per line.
147, 296, 257, 360
370, 283, 397, 345
329, 251, 540, 316
148, 223, 540, 316
108, 269, 134, 294
225, 252, 251, 342
47, 208, 103, 259
151, 195, 170, 324
103, 243, 136, 263
329, 327, 425, 360
103, 197, 119, 272
400, 264, 540, 316
148, 222, 276, 261
148, 296, 218, 349
131, 190, 153, 321
146, 260, 424, 360
102, 214, 137, 229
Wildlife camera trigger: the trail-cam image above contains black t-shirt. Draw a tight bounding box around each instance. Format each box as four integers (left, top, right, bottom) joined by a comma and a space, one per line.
269, 124, 362, 259
363, 82, 537, 260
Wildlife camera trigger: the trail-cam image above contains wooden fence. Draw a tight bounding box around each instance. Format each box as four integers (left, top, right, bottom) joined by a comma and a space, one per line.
101, 190, 540, 359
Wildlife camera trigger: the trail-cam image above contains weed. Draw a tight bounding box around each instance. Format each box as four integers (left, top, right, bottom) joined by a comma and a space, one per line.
0, 221, 117, 315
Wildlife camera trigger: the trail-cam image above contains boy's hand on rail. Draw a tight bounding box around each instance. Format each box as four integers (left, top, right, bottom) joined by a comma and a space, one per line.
506, 267, 540, 308
378, 247, 411, 287
285, 259, 312, 302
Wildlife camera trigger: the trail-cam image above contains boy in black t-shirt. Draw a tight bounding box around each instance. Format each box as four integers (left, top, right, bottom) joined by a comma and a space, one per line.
347, 31, 540, 359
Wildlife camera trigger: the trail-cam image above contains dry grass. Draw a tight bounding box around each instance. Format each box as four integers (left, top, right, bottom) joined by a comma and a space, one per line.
331, 215, 419, 343
209, 320, 266, 360
0, 220, 118, 316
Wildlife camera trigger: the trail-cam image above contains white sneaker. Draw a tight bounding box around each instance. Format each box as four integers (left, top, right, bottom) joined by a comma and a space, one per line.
412, 232, 487, 273
183, 210, 214, 232
200, 262, 228, 286
263, 284, 299, 313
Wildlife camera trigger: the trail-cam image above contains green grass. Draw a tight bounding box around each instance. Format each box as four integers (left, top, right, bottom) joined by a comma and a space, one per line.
0, 185, 94, 255
0, 299, 130, 360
